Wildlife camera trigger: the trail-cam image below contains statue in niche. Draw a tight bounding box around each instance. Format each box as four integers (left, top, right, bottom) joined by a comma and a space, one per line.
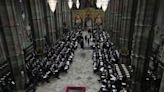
85, 14, 92, 31
75, 15, 82, 29
25, 24, 32, 42
95, 14, 103, 30
95, 15, 102, 25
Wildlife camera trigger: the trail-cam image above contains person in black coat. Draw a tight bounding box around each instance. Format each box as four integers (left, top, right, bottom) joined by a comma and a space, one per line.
87, 38, 90, 46
85, 35, 87, 41
80, 38, 84, 49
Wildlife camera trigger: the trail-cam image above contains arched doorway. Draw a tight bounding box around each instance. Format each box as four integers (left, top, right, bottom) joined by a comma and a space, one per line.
74, 14, 82, 29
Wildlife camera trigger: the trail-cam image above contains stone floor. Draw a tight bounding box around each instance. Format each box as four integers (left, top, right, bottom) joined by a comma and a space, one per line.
36, 32, 101, 92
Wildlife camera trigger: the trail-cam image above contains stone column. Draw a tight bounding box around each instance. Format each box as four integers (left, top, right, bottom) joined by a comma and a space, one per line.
0, 32, 7, 63
159, 71, 164, 92
112, 0, 120, 46
108, 0, 115, 41
56, 0, 63, 39
29, 0, 46, 49
119, 0, 132, 64
43, 0, 57, 46
0, 0, 26, 90
104, 2, 110, 32
154, 0, 164, 91
16, 0, 33, 49
111, 0, 116, 41
62, 0, 72, 29
116, 0, 123, 49
131, 0, 159, 92
107, 0, 135, 64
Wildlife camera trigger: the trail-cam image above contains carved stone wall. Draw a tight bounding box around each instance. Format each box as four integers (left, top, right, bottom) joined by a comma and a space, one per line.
72, 8, 104, 28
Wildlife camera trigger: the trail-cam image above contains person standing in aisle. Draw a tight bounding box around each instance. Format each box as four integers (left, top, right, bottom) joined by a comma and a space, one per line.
85, 35, 87, 41
80, 37, 84, 49
87, 37, 90, 46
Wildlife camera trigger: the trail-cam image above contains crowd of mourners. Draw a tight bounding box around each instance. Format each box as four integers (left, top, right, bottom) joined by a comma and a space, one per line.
91, 29, 131, 92
2, 29, 132, 92
25, 31, 79, 92
0, 72, 16, 92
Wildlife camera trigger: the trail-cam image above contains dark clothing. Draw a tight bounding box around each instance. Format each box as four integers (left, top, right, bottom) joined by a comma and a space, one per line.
77, 35, 83, 43
85, 35, 87, 41
88, 29, 91, 33
80, 40, 84, 49
87, 38, 90, 45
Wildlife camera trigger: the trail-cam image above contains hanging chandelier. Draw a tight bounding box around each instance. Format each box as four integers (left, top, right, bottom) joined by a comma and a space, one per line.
101, 0, 109, 12
68, 0, 73, 9
48, 0, 57, 12
76, 0, 80, 9
96, 0, 102, 9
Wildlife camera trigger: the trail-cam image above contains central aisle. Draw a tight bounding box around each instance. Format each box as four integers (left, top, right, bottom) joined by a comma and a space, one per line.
37, 32, 100, 92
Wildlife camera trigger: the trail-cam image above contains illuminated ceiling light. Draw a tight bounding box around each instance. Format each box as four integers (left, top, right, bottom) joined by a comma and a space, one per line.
76, 0, 80, 9
48, 0, 57, 12
101, 0, 109, 12
96, 0, 102, 9
102, 3, 108, 12
68, 0, 73, 9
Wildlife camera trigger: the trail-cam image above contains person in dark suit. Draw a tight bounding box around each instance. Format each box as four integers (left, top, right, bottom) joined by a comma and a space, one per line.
85, 35, 87, 41
80, 38, 84, 49
87, 38, 90, 46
